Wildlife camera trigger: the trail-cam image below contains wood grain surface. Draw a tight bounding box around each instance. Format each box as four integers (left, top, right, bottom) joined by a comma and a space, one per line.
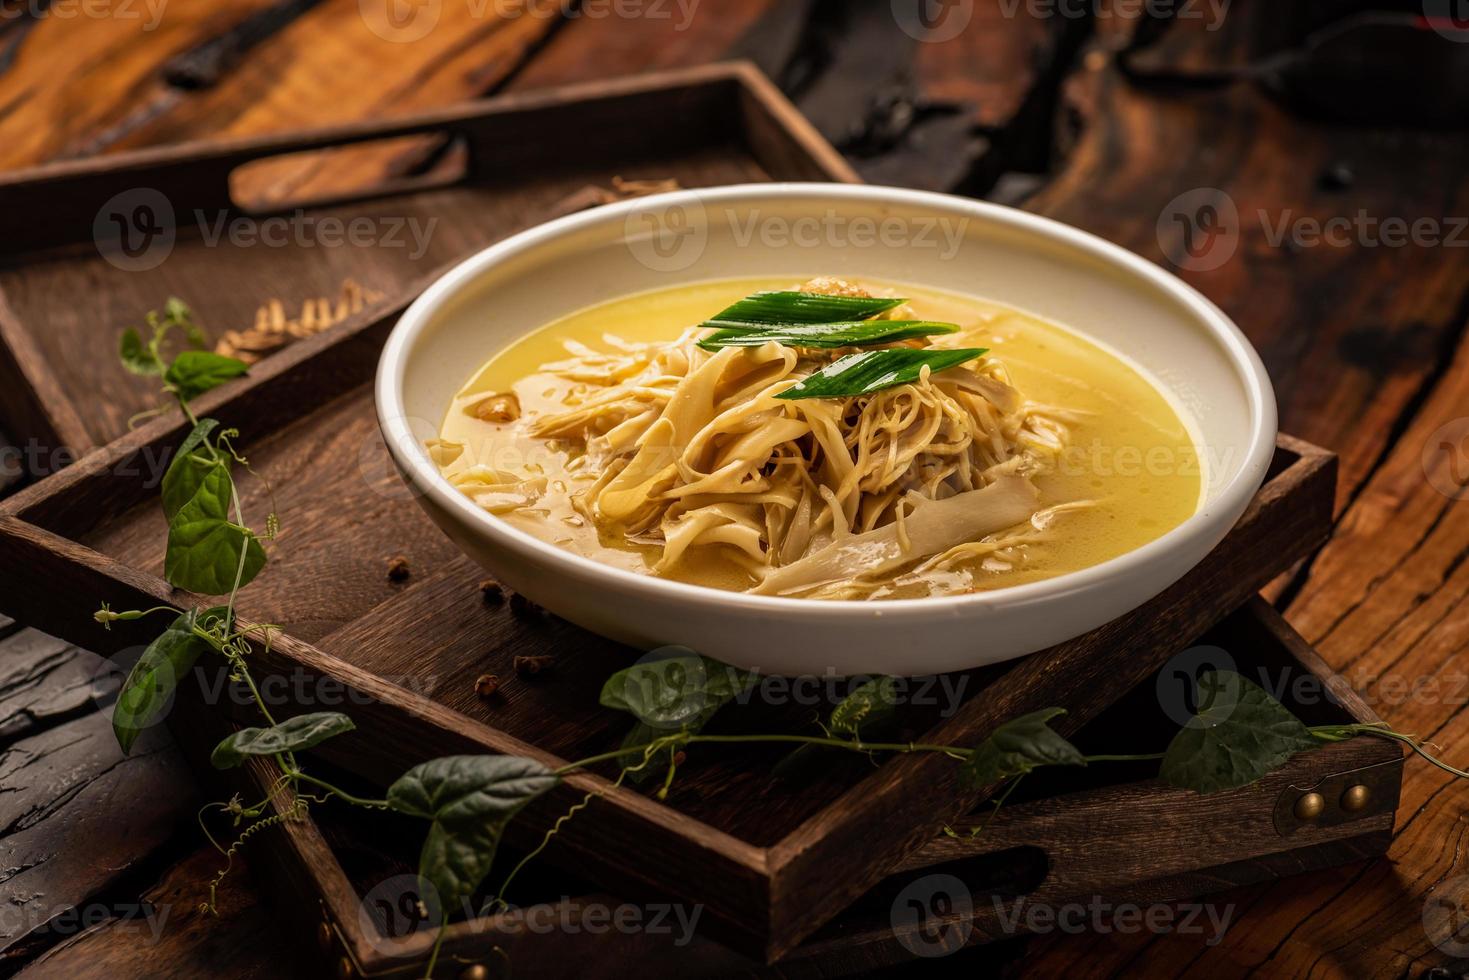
0, 0, 1466, 976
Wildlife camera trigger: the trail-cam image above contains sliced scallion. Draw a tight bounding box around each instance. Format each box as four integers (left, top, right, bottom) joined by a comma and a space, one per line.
774, 348, 988, 400
698, 320, 957, 351
703, 291, 904, 329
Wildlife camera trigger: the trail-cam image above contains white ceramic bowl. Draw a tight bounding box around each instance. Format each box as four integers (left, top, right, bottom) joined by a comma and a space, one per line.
376, 184, 1276, 676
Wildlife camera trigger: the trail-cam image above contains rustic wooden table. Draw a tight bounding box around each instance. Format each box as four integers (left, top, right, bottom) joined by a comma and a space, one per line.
0, 2, 1465, 977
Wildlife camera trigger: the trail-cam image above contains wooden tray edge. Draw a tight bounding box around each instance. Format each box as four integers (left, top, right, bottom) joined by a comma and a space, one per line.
181, 597, 1400, 977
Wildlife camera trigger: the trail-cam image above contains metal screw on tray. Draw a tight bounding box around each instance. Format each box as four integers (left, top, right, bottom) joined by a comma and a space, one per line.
1294, 791, 1326, 821
1340, 784, 1371, 813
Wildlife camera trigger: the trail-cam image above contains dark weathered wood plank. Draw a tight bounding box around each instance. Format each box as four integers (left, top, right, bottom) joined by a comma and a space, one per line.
0, 0, 565, 205
0, 630, 104, 742
506, 1, 1068, 195
14, 848, 304, 980
0, 0, 286, 167
912, 1, 1064, 131
1025, 14, 1469, 512
507, 0, 780, 90
0, 630, 195, 969
187, 3, 567, 206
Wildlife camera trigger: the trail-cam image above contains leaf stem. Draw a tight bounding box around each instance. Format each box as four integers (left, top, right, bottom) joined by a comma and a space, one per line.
562, 733, 972, 775
290, 772, 390, 809
423, 921, 447, 979
493, 767, 633, 912
1082, 752, 1166, 763
1311, 723, 1469, 780
565, 736, 1182, 779
176, 392, 199, 428
691, 733, 970, 755
192, 625, 281, 728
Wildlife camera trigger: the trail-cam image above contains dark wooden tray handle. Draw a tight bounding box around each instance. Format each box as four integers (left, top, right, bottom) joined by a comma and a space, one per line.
889, 745, 1399, 924
0, 66, 748, 256
220, 121, 476, 215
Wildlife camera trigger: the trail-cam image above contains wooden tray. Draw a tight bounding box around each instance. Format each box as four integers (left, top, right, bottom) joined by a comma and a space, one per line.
0, 64, 1339, 960
0, 61, 854, 470
176, 599, 1399, 978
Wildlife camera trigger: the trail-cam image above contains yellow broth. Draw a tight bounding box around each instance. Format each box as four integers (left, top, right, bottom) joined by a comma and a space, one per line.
436, 277, 1203, 597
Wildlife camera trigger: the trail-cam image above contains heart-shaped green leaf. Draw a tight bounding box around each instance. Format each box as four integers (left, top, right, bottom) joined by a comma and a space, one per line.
600, 651, 754, 731
162, 418, 222, 520
112, 607, 228, 755
211, 712, 356, 769
1160, 670, 1319, 794
164, 350, 248, 402
387, 756, 559, 908
601, 651, 754, 782
164, 460, 266, 595
960, 708, 1085, 790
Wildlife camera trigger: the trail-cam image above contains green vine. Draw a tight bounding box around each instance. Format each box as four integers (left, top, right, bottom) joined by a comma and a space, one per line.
97, 299, 1469, 978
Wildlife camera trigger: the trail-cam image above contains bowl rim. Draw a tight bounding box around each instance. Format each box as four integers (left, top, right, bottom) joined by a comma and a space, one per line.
376, 182, 1278, 619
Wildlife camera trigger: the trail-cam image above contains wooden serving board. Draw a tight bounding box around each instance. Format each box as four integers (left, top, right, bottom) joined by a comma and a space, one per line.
175, 599, 1399, 978
0, 64, 1341, 960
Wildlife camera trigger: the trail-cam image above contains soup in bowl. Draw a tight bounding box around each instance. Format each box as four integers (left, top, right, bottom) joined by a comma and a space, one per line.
377, 185, 1276, 675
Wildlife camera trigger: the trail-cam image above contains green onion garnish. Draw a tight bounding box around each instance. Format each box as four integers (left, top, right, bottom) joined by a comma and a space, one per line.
774, 348, 988, 400
698, 320, 958, 351
703, 291, 904, 329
